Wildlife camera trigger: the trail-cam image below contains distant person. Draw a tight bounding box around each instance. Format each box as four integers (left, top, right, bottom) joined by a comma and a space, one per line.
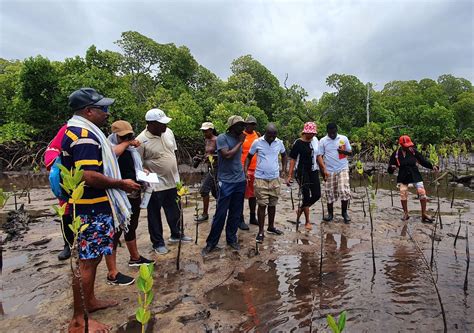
286, 122, 328, 229
193, 122, 219, 223
63, 88, 141, 333
107, 120, 154, 269
319, 123, 352, 224
388, 135, 438, 222
44, 124, 73, 261
136, 108, 192, 255
240, 115, 260, 229
202, 115, 246, 255
245, 123, 287, 243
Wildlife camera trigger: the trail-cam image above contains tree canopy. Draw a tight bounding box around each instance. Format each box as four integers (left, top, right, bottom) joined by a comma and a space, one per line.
0, 31, 472, 149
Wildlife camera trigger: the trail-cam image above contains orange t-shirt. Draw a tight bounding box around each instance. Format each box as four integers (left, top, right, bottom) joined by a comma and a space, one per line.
241, 130, 259, 171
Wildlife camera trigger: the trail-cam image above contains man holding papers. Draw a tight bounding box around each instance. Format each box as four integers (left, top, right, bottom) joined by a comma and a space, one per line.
136, 109, 192, 255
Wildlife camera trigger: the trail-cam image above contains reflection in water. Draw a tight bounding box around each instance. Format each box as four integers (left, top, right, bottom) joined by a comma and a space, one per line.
207, 232, 354, 331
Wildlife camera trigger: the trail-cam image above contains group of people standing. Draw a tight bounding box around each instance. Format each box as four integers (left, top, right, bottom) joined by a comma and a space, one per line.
46, 87, 438, 333
195, 115, 355, 255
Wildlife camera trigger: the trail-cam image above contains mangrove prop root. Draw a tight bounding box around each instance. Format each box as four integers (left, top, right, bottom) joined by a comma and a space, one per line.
464, 226, 470, 292
406, 224, 447, 333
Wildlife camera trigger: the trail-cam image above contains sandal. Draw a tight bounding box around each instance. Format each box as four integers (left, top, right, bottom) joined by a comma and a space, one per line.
305, 223, 313, 230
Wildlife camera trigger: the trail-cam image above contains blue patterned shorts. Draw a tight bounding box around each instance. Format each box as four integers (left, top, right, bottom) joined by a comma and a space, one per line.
78, 214, 114, 259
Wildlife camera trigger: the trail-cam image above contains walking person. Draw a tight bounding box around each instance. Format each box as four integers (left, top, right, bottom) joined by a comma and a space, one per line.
245, 123, 287, 243
240, 115, 260, 229
136, 108, 192, 255
193, 122, 219, 223
286, 122, 328, 230
319, 123, 352, 224
388, 135, 438, 222
107, 120, 155, 271
201, 115, 246, 255
63, 88, 141, 333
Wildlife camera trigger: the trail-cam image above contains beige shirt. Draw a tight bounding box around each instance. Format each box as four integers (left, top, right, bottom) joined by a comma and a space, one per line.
136, 128, 180, 192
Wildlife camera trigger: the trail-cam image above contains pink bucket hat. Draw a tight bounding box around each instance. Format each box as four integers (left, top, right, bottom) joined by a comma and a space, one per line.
302, 122, 317, 134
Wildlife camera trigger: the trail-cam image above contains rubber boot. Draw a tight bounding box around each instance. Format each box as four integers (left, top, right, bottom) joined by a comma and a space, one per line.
58, 244, 71, 261
401, 200, 409, 221
341, 200, 351, 224
323, 203, 334, 222
420, 198, 433, 223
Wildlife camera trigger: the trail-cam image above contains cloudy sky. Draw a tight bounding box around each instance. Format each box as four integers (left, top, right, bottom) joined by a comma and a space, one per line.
1, 0, 472, 98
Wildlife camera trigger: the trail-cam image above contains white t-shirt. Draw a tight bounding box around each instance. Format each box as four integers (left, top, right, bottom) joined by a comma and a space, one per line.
319, 134, 351, 173
136, 127, 180, 191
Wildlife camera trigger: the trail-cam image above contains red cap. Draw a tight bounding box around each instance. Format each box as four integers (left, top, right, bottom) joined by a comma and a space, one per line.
399, 135, 414, 148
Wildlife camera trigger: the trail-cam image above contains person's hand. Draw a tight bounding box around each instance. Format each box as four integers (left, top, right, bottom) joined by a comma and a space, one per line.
143, 168, 150, 175
239, 133, 246, 143
323, 170, 329, 181
120, 179, 141, 193
433, 165, 440, 172
337, 148, 348, 155
129, 139, 141, 147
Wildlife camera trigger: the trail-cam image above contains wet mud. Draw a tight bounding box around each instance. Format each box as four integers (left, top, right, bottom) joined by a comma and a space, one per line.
0, 173, 473, 332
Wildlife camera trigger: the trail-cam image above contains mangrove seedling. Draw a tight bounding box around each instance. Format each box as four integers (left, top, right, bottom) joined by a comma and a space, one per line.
176, 181, 189, 271
454, 208, 462, 247
326, 310, 347, 333
367, 175, 376, 278
464, 225, 470, 292
194, 191, 200, 245
136, 263, 154, 333
52, 164, 90, 332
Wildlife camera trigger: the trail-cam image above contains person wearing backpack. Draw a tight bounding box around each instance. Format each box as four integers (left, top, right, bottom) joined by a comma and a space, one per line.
388, 135, 439, 222
63, 88, 141, 333
44, 124, 73, 260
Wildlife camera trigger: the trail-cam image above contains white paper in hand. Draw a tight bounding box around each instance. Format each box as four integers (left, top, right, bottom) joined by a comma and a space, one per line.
137, 170, 160, 183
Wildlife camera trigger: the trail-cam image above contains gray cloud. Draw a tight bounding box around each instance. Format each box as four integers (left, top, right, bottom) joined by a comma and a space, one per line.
1, 0, 472, 98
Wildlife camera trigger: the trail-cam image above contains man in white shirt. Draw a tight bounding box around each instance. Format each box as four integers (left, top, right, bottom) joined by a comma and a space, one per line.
136, 108, 192, 255
244, 123, 287, 243
319, 123, 352, 223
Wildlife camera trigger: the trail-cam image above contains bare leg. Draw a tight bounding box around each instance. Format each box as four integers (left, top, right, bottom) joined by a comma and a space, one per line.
268, 206, 276, 229
125, 239, 140, 261
401, 200, 409, 220
202, 195, 210, 216
257, 205, 266, 235
69, 257, 112, 332
105, 250, 118, 280
249, 197, 257, 216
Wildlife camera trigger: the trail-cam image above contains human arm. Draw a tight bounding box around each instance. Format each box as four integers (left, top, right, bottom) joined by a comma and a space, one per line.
281, 152, 288, 178
414, 149, 435, 170
387, 151, 397, 174
317, 155, 329, 180
219, 133, 245, 159
286, 158, 296, 185
244, 153, 254, 180
83, 171, 140, 192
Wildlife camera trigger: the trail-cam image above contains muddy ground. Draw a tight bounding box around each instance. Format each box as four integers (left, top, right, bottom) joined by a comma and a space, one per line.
1, 174, 473, 332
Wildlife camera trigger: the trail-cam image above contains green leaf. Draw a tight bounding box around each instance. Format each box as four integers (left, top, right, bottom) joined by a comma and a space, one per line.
136, 307, 144, 324
53, 204, 64, 217
79, 223, 89, 233
68, 224, 75, 233
137, 276, 146, 292
142, 310, 151, 324
71, 185, 84, 202
327, 314, 339, 333
139, 263, 151, 279
138, 293, 143, 306
58, 164, 70, 176
144, 277, 153, 292
145, 291, 154, 306
147, 263, 155, 275
338, 311, 346, 332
